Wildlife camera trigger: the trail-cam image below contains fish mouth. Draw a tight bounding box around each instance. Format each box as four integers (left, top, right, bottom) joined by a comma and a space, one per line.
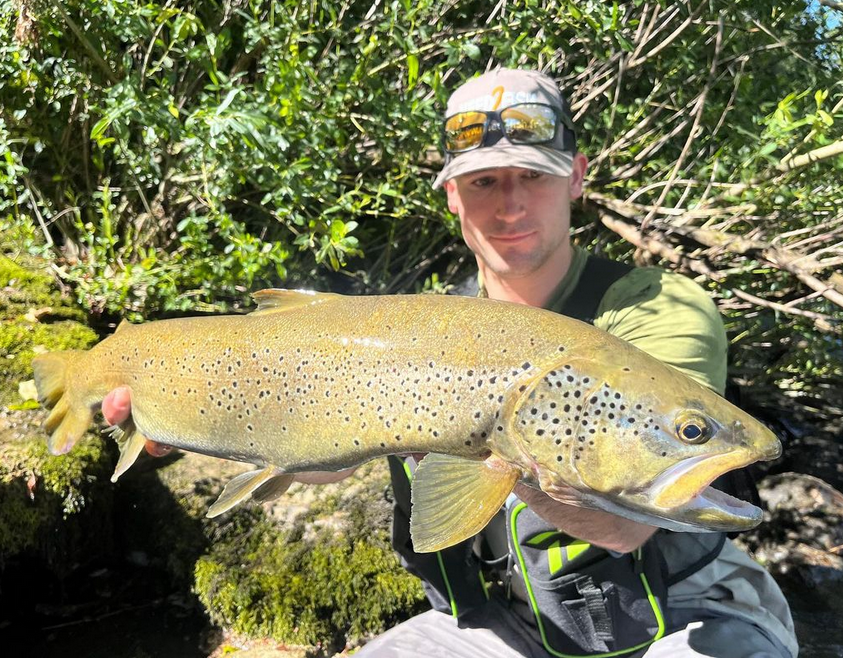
645, 443, 780, 530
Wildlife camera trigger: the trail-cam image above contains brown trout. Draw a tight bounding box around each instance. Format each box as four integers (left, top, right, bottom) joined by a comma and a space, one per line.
32, 290, 781, 552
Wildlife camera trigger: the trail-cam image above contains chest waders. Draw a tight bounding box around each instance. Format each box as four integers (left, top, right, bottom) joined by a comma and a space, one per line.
388, 255, 743, 655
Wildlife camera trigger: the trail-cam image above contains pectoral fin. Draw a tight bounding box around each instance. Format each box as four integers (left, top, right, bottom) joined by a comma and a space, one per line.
207, 466, 289, 518
410, 453, 519, 553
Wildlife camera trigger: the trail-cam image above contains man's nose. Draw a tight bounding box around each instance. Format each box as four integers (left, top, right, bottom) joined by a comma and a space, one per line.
497, 179, 527, 221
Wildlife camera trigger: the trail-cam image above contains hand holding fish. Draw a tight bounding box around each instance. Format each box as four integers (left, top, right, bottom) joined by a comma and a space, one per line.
103, 386, 172, 456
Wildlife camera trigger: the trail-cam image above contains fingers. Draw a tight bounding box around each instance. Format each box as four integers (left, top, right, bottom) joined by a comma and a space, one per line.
102, 386, 132, 425
145, 440, 173, 457
102, 387, 173, 458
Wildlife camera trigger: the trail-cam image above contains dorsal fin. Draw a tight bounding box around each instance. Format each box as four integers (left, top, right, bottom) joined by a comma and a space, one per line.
250, 289, 341, 315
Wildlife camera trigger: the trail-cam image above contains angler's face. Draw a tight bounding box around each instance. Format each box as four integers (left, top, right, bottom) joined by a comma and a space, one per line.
445, 158, 587, 279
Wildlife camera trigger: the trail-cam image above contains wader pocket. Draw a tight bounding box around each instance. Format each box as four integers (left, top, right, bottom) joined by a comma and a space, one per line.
509, 502, 669, 657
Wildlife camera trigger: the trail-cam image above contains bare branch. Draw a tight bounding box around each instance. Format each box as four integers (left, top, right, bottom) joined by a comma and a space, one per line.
777, 140, 843, 172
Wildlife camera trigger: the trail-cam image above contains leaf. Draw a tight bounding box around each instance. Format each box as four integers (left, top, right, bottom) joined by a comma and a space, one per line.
407, 54, 419, 88
18, 379, 38, 402
758, 142, 778, 157
462, 43, 481, 60
216, 89, 240, 115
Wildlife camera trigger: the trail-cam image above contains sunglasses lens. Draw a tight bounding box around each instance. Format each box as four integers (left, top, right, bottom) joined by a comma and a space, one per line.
500, 104, 558, 144
444, 111, 487, 152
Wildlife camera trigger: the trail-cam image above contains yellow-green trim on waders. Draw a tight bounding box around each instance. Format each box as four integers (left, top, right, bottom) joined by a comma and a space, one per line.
509, 502, 666, 657
403, 460, 460, 618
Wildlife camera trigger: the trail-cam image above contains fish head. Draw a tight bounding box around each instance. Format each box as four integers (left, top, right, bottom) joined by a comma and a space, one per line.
504, 351, 781, 531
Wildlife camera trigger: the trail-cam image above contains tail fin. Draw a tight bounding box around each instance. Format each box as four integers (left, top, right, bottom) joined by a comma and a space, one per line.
31, 351, 93, 455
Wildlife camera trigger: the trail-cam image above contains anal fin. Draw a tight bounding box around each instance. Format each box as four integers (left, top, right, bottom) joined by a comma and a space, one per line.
108, 421, 148, 482
253, 473, 295, 503
207, 466, 289, 518
410, 453, 519, 553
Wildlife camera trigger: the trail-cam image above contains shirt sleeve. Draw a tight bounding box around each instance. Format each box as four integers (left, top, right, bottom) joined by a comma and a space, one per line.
593, 267, 728, 395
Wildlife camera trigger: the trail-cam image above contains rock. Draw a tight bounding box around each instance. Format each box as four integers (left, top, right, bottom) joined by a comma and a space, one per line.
736, 471, 843, 658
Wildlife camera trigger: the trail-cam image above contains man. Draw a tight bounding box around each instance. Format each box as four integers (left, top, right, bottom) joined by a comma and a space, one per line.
104, 69, 797, 657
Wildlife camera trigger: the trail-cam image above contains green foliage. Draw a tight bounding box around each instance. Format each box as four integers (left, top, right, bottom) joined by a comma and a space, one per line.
0, 0, 465, 318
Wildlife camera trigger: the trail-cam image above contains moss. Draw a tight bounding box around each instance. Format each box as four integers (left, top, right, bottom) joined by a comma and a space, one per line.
0, 254, 86, 322
0, 246, 112, 575
193, 462, 427, 651
0, 253, 97, 408
0, 425, 114, 572
0, 320, 98, 405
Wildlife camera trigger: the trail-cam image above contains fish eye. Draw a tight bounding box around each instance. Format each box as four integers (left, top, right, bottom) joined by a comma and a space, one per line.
675, 412, 712, 444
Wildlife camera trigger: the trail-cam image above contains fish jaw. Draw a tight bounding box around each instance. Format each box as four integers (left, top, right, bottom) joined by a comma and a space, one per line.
629, 427, 779, 530
538, 449, 769, 533
649, 435, 777, 510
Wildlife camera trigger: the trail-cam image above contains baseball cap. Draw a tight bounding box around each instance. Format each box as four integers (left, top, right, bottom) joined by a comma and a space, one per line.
433, 68, 577, 189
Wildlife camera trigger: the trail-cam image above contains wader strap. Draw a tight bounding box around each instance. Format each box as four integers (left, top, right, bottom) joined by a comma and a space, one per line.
665, 532, 727, 587
558, 255, 634, 324
577, 577, 614, 642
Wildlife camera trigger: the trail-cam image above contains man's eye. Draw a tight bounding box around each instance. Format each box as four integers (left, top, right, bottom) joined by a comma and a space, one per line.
524, 170, 543, 180
471, 177, 495, 187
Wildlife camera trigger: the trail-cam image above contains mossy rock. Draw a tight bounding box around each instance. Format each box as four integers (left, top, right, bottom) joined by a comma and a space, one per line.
0, 247, 111, 585
193, 460, 428, 652
107, 451, 427, 653
0, 253, 97, 408
0, 410, 114, 575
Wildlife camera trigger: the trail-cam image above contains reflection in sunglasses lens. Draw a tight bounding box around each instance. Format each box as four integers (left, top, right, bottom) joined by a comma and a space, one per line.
444, 104, 560, 153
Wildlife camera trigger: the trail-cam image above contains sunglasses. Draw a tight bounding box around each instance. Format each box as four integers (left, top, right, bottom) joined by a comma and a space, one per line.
442, 102, 576, 155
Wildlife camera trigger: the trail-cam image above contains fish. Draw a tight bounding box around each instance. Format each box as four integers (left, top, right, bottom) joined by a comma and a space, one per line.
31, 289, 782, 552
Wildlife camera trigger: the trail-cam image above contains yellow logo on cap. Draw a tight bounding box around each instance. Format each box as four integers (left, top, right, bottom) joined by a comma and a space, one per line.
491, 86, 504, 110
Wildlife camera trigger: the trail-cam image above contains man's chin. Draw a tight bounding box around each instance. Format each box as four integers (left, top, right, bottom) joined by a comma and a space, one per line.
484, 255, 548, 279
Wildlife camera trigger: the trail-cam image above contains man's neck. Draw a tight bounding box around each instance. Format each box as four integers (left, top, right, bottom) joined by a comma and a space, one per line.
479, 245, 573, 308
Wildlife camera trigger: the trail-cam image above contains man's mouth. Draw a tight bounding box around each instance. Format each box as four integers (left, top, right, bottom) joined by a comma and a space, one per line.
491, 231, 536, 244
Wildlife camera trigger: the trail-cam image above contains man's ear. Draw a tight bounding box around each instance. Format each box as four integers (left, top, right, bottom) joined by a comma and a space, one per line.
569, 153, 589, 200
443, 179, 459, 214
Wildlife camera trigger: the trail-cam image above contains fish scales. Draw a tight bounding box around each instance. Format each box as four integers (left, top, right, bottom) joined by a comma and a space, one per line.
70, 295, 579, 469
32, 290, 783, 550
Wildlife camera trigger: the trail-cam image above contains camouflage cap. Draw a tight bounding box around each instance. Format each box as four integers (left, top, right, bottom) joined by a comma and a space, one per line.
433, 68, 577, 189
